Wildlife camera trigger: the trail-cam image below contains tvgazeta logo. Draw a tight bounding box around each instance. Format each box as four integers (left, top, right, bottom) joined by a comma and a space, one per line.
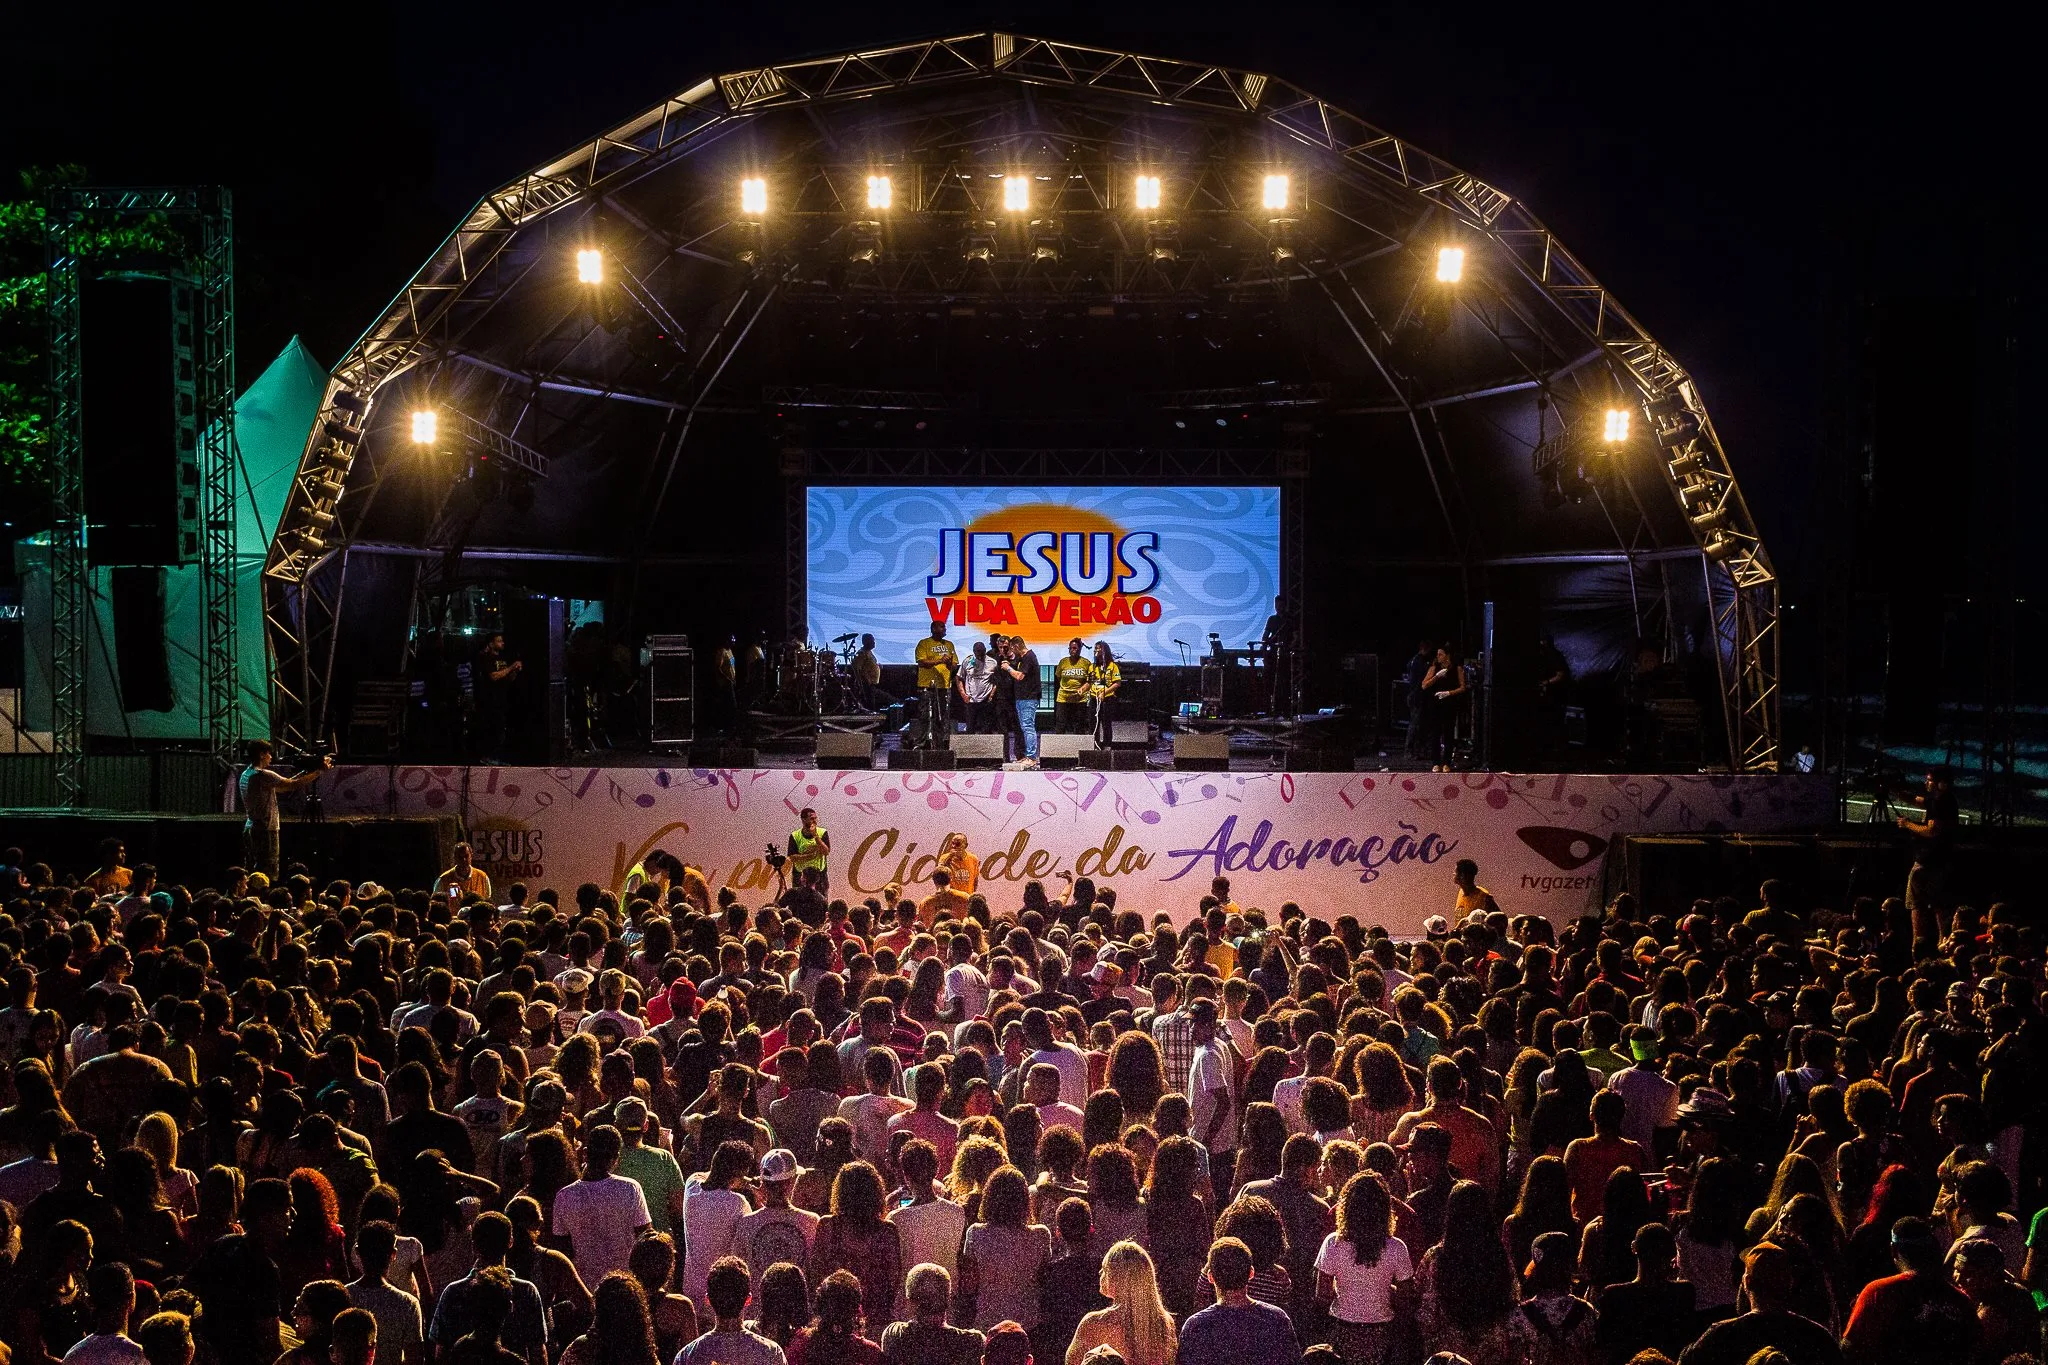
923, 502, 1161, 643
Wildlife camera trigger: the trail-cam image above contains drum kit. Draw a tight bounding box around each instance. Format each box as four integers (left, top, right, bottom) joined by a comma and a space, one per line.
768, 633, 868, 715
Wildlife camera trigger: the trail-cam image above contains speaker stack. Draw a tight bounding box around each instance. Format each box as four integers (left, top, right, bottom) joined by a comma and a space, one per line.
647, 635, 695, 748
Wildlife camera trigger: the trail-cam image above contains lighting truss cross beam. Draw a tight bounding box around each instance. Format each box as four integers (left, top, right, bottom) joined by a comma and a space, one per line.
45, 186, 240, 802
265, 31, 1781, 770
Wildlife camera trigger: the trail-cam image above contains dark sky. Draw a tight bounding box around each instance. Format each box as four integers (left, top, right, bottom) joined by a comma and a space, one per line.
10, 1, 2031, 625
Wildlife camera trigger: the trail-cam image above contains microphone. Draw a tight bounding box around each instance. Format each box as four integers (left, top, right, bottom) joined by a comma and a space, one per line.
1172, 639, 1190, 647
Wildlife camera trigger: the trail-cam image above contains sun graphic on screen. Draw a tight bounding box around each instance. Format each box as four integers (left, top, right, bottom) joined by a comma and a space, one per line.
937, 503, 1147, 645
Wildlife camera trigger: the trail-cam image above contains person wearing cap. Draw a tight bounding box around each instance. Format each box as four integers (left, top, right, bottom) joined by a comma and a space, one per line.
612, 1097, 686, 1235
1604, 1026, 1680, 1159
1421, 914, 1451, 941
734, 1148, 818, 1299
518, 1001, 560, 1074
554, 968, 594, 1037
1079, 961, 1127, 1029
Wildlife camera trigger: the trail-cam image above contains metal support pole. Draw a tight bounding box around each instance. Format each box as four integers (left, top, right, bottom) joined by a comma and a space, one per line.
42, 200, 87, 806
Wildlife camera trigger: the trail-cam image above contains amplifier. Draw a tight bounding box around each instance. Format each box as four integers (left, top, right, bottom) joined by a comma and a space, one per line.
1108, 720, 1150, 748
1173, 732, 1230, 770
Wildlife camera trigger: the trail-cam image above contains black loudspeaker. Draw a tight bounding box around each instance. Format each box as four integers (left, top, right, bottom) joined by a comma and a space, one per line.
815, 733, 874, 768
1080, 747, 1147, 770
83, 276, 195, 566
1283, 748, 1354, 772
889, 748, 957, 770
111, 566, 173, 712
687, 744, 756, 767
949, 734, 1005, 768
1108, 720, 1150, 748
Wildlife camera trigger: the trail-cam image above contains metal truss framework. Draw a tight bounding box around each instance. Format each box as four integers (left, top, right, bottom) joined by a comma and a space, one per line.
267, 32, 1780, 769
45, 187, 239, 802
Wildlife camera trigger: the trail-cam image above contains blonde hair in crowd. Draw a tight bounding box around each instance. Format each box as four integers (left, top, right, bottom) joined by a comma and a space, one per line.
1083, 1240, 1177, 1365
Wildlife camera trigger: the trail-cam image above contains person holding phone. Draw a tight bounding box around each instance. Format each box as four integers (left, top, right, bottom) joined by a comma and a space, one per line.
436, 841, 493, 903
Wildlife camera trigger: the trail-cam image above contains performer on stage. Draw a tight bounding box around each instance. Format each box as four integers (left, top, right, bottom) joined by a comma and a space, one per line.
474, 631, 523, 757
999, 635, 1041, 766
1089, 641, 1121, 743
1261, 594, 1292, 715
237, 740, 332, 879
914, 619, 958, 747
1534, 633, 1571, 764
788, 807, 832, 890
937, 831, 979, 895
852, 633, 883, 710
1053, 638, 1094, 733
957, 639, 997, 733
1421, 644, 1469, 772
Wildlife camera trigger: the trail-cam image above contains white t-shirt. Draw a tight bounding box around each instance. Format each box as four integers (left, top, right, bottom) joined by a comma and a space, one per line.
942, 963, 990, 1019
347, 1276, 424, 1365
63, 1338, 143, 1365
552, 1173, 652, 1286
1189, 1041, 1239, 1153
1604, 1065, 1680, 1154
1027, 1043, 1090, 1109
893, 1197, 969, 1299
1271, 1074, 1311, 1134
1314, 1232, 1413, 1325
680, 1177, 751, 1301
839, 1092, 913, 1167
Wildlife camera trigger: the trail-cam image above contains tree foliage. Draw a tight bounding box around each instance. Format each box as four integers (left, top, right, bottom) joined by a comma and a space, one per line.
0, 166, 186, 531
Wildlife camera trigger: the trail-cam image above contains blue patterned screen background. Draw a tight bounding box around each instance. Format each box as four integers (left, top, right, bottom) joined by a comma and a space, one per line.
806, 485, 1280, 664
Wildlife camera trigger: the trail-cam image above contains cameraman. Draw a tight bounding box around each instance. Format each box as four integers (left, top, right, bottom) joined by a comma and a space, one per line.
237, 739, 332, 879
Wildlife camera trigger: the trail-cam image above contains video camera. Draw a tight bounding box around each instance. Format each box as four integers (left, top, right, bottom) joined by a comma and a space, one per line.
764, 843, 788, 872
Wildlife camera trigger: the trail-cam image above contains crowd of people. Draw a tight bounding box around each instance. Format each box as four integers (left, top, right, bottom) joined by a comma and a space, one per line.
0, 828, 2040, 1365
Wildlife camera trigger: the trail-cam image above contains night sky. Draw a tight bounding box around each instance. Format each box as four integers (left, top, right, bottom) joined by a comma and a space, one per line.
10, 1, 2033, 645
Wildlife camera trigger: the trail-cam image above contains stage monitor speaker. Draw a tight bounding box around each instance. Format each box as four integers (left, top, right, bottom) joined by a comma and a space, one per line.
687, 743, 755, 767
1080, 747, 1147, 770
949, 734, 1005, 768
1038, 734, 1096, 769
891, 748, 958, 770
815, 733, 874, 768
1173, 732, 1230, 770
1108, 720, 1150, 749
111, 566, 173, 712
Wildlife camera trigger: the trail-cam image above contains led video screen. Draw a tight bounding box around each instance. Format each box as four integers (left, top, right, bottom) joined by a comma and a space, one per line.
806, 485, 1281, 665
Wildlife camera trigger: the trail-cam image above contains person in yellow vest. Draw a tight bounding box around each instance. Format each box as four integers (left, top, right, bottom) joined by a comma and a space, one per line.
936, 832, 979, 895
1052, 637, 1094, 733
436, 841, 493, 902
1453, 857, 1501, 919
913, 620, 958, 748
1089, 640, 1122, 743
787, 806, 832, 890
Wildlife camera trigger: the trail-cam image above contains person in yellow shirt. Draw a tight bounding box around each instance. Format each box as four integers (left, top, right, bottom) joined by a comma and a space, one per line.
1453, 857, 1501, 920
436, 842, 493, 902
936, 832, 979, 895
1053, 637, 1094, 733
913, 620, 958, 748
1088, 641, 1121, 743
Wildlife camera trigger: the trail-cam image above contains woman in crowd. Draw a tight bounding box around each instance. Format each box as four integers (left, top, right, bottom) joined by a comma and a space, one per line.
808, 1160, 900, 1333
1065, 1240, 1177, 1365
560, 1272, 660, 1365
962, 1166, 1052, 1333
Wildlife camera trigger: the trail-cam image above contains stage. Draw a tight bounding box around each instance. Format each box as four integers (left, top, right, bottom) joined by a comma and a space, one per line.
318, 764, 1834, 926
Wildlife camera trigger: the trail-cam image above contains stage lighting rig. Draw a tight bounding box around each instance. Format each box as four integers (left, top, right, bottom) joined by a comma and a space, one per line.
1436, 245, 1465, 283
576, 248, 604, 284
1134, 173, 1162, 210
740, 177, 768, 217
1002, 176, 1030, 212
866, 175, 893, 210
411, 410, 438, 446
1602, 407, 1632, 443
1261, 174, 1290, 212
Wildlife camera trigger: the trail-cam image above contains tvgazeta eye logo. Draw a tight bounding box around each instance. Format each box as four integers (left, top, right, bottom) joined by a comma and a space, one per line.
923, 502, 1162, 644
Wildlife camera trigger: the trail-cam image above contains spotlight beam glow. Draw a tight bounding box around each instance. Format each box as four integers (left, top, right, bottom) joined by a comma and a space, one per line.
740, 177, 767, 216
1436, 246, 1465, 283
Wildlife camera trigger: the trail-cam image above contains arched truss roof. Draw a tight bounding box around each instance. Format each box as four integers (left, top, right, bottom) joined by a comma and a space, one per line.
264, 31, 1779, 771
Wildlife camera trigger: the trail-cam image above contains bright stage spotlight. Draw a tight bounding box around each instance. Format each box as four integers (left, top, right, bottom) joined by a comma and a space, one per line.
575, 249, 603, 284
1603, 407, 1633, 443
1262, 174, 1290, 212
1002, 175, 1030, 212
1435, 246, 1465, 282
740, 177, 768, 216
1134, 174, 1162, 211
410, 410, 438, 445
866, 175, 893, 210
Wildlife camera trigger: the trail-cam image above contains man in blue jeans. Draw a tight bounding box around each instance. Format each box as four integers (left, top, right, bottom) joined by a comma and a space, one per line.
1001, 636, 1041, 768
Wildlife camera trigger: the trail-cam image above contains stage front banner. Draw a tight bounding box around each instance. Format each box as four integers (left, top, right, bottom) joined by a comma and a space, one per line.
322, 766, 1834, 928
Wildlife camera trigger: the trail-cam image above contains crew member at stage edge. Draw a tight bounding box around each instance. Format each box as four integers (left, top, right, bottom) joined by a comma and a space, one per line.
937, 831, 979, 895
1053, 638, 1095, 733
914, 619, 959, 744
788, 806, 832, 891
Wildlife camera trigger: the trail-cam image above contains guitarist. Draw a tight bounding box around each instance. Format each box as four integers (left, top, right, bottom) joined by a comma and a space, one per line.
914, 619, 959, 749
